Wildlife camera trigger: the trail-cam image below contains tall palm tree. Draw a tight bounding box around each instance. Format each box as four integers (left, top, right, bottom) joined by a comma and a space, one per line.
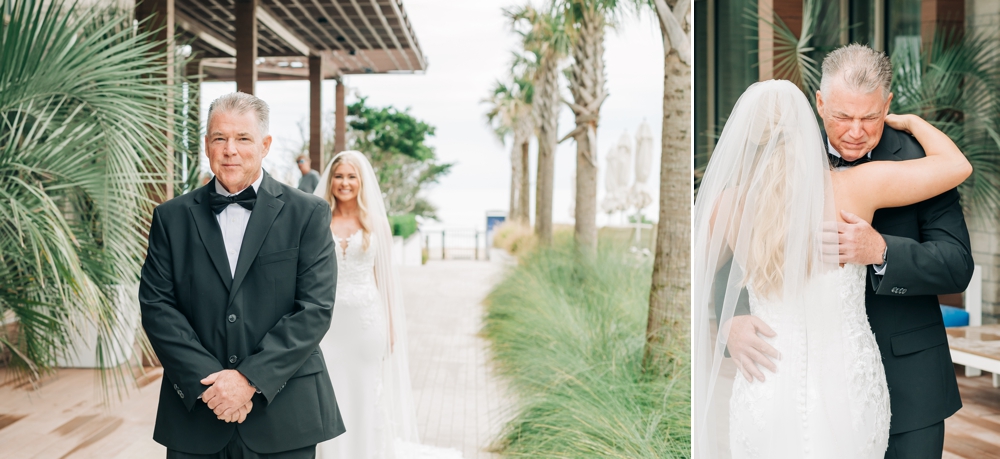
644, 0, 692, 371
508, 4, 569, 245
557, 0, 642, 253
485, 77, 534, 225
0, 0, 183, 390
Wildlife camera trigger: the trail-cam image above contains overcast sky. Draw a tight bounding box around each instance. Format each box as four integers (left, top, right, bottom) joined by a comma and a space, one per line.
201, 0, 664, 231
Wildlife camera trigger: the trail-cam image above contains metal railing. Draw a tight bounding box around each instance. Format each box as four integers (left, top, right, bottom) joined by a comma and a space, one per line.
423, 229, 486, 261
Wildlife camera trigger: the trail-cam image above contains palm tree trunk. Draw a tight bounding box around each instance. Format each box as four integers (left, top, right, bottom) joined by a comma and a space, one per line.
514, 112, 534, 226
510, 147, 518, 223
519, 140, 531, 224
644, 17, 691, 370
510, 132, 524, 223
566, 9, 606, 254
534, 57, 560, 245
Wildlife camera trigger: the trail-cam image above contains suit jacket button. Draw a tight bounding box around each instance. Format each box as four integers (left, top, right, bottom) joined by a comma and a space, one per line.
178, 391, 185, 399
228, 314, 237, 323
900, 288, 907, 294
173, 384, 179, 390
229, 355, 237, 364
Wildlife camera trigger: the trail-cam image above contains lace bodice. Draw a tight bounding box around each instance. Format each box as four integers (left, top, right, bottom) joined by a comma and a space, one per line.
332, 229, 381, 330
333, 229, 377, 287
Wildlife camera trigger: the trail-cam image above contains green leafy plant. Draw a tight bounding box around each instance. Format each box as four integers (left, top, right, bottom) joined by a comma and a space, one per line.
889, 30, 1000, 213
0, 0, 183, 393
388, 213, 418, 240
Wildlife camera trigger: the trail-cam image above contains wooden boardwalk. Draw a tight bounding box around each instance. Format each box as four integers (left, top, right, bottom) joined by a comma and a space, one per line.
945, 367, 1000, 459
0, 260, 513, 458
0, 366, 164, 458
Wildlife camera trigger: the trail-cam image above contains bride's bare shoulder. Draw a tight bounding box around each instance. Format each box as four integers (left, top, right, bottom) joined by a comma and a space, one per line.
830, 168, 876, 223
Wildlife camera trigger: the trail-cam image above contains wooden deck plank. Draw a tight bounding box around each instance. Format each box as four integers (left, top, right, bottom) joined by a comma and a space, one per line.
0, 367, 164, 459
945, 365, 1000, 459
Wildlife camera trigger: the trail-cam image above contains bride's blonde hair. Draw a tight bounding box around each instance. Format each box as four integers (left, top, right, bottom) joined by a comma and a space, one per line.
323, 153, 372, 250
741, 135, 788, 298
735, 96, 813, 299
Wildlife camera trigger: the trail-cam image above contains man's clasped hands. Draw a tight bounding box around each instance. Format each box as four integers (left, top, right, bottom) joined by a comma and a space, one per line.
200, 369, 257, 424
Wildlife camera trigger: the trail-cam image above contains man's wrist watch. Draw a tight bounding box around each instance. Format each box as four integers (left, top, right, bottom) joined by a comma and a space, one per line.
881, 244, 888, 265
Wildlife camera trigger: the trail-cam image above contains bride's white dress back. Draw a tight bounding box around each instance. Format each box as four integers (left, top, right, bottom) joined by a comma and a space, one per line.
692, 80, 890, 458
730, 264, 889, 458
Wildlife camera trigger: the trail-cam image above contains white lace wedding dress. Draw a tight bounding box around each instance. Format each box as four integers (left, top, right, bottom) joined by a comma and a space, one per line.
729, 264, 890, 458
317, 229, 464, 459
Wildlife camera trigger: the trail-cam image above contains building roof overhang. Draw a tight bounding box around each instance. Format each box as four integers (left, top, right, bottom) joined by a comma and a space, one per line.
175, 0, 426, 81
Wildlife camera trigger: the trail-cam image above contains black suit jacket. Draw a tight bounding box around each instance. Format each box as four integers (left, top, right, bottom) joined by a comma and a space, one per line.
139, 172, 345, 454
864, 126, 971, 434
716, 125, 972, 435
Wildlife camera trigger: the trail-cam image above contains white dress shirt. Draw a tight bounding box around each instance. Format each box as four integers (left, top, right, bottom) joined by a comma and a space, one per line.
215, 170, 264, 278
827, 139, 886, 275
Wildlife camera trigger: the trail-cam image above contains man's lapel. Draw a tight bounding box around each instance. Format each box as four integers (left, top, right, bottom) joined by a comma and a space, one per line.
870, 124, 903, 162
190, 181, 233, 290
228, 172, 284, 306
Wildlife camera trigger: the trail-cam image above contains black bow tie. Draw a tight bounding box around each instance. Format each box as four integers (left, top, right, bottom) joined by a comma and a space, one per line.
209, 187, 257, 214
827, 153, 870, 169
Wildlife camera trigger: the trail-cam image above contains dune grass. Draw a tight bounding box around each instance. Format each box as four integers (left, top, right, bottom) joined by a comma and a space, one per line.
483, 234, 690, 458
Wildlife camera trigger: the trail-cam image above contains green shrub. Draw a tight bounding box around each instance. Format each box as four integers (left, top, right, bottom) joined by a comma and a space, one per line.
388, 213, 418, 239
491, 221, 536, 255
483, 236, 690, 457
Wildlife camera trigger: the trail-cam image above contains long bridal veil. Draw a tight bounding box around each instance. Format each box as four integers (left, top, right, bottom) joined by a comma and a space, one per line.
692, 80, 856, 457
314, 151, 419, 444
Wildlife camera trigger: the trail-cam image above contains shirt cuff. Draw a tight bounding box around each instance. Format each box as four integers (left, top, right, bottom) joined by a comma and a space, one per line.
873, 261, 887, 276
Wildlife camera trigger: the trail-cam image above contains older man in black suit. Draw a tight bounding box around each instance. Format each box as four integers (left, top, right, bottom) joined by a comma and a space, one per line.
724, 44, 974, 459
140, 92, 344, 458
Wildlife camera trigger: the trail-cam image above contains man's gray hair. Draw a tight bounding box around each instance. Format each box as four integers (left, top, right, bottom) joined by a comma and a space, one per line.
207, 92, 270, 137
820, 44, 893, 99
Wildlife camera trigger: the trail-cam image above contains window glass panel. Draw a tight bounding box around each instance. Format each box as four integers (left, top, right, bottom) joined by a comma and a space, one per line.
887, 0, 922, 55
714, 0, 757, 134
851, 0, 876, 46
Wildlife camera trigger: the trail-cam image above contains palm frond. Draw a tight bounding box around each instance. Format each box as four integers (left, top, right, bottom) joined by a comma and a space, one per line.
0, 0, 187, 398
742, 0, 825, 95
890, 29, 1000, 214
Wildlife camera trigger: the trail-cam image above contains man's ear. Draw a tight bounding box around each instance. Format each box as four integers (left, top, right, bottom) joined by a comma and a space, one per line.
883, 92, 894, 115
815, 90, 825, 117
261, 135, 273, 158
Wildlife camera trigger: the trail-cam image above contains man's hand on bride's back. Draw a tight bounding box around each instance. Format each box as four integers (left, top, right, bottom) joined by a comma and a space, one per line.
838, 211, 887, 266
726, 315, 780, 383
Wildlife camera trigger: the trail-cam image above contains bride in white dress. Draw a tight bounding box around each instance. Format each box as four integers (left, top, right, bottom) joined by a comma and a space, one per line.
314, 151, 464, 459
691, 80, 971, 458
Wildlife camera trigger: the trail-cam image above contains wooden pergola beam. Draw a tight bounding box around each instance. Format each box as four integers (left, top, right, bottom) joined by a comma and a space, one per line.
385, 0, 426, 70
309, 54, 323, 169
176, 8, 236, 56
348, 0, 402, 71
235, 0, 258, 94
300, 0, 380, 71
368, 0, 413, 71
257, 5, 311, 56
135, 0, 176, 201
335, 78, 346, 155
